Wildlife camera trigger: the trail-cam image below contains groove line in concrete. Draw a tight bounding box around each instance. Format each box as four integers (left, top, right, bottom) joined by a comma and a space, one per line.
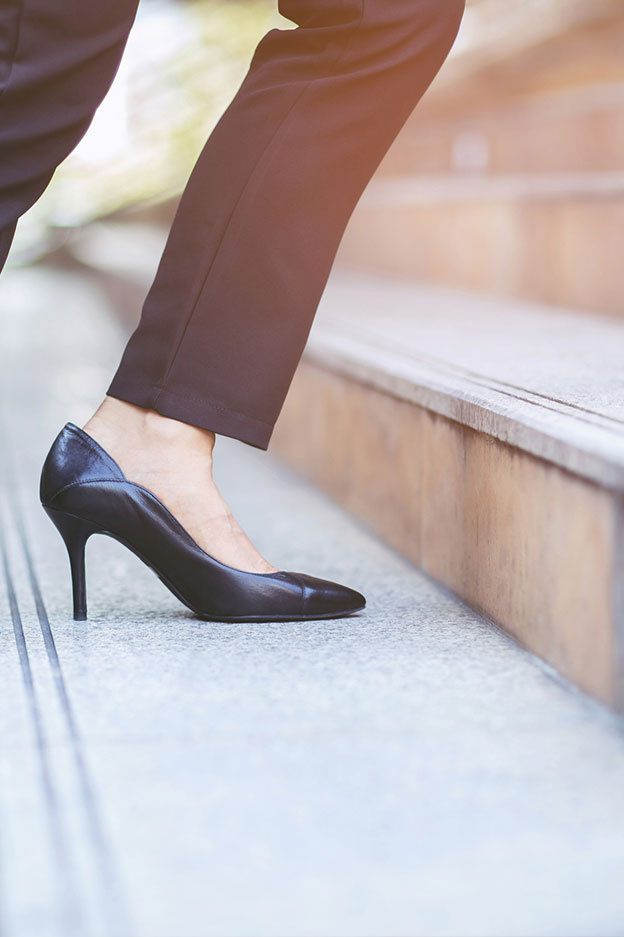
0, 496, 84, 937
1, 427, 132, 937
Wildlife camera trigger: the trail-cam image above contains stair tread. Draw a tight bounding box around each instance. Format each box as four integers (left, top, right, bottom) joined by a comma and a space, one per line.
311, 270, 624, 486
430, 0, 621, 95
362, 171, 624, 203
407, 81, 624, 126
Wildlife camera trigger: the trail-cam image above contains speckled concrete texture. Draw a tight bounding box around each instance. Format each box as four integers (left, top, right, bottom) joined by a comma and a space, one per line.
1, 264, 624, 937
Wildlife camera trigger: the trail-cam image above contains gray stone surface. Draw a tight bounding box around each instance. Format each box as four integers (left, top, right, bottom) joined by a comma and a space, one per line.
2, 263, 624, 937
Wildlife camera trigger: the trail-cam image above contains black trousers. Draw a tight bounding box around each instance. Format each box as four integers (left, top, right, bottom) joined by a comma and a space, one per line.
0, 0, 464, 449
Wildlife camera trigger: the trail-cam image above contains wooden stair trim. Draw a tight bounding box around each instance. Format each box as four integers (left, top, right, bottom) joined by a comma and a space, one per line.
307, 272, 624, 488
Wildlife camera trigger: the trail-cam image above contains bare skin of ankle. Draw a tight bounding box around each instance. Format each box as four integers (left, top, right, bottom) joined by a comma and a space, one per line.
82, 396, 278, 574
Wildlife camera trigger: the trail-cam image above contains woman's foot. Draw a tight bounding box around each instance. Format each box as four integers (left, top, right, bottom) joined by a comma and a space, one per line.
82, 396, 278, 574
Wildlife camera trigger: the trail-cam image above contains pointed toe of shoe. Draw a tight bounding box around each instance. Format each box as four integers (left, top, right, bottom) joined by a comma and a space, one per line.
295, 573, 366, 619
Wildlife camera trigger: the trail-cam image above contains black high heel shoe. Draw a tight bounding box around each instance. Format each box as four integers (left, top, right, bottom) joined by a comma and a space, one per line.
39, 423, 366, 622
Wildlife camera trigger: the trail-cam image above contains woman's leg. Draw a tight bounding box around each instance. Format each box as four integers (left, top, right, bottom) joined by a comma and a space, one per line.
90, 0, 465, 573
0, 0, 140, 270
107, 0, 466, 450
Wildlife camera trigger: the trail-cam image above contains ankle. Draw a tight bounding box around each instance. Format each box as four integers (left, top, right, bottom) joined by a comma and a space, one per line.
142, 408, 215, 451
84, 396, 216, 459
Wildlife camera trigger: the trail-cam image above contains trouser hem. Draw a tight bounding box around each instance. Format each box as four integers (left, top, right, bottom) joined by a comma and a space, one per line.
105, 378, 273, 450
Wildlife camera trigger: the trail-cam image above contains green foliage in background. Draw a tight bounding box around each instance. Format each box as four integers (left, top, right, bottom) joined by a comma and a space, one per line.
33, 0, 281, 230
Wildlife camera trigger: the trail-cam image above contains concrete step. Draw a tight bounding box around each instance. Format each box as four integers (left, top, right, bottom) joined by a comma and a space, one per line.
335, 172, 624, 318
378, 83, 624, 175
8, 262, 624, 937
271, 269, 624, 711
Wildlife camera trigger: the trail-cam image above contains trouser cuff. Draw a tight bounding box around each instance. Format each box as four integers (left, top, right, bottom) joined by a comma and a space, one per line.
106, 378, 273, 450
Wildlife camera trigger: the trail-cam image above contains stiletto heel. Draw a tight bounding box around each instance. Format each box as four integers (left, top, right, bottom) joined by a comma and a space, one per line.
43, 506, 100, 621
39, 423, 366, 622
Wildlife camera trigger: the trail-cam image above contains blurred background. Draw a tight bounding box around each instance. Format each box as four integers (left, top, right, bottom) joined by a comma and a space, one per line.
9, 0, 622, 323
